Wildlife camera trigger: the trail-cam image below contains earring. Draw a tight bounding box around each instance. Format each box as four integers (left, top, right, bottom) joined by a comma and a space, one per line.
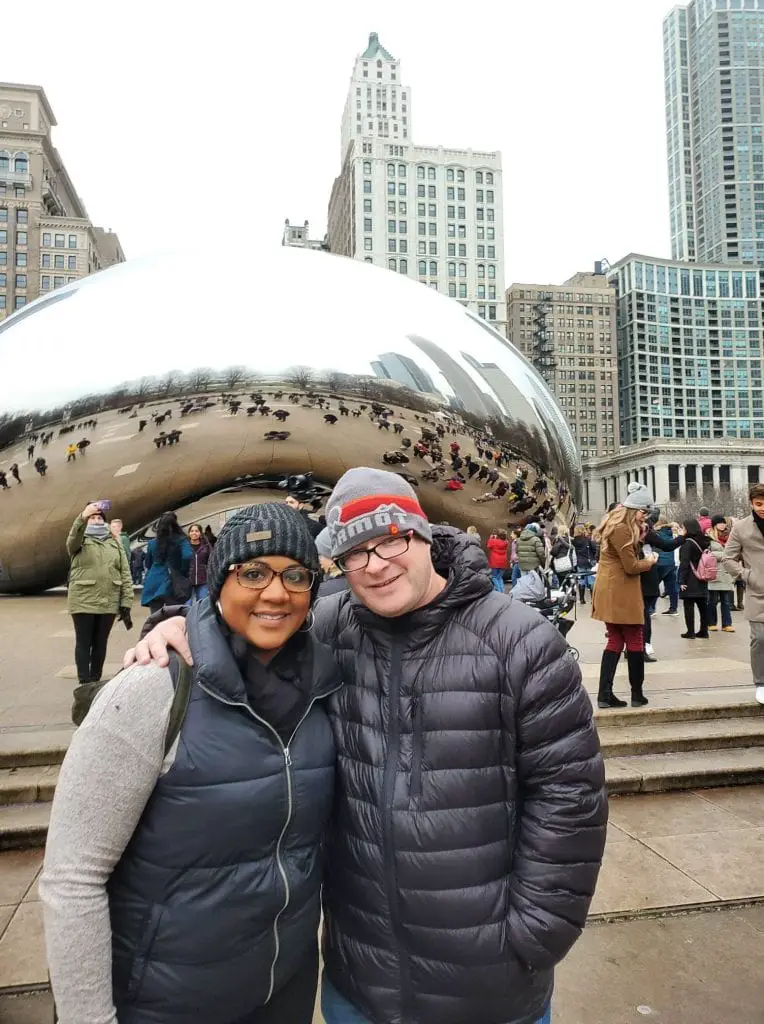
299, 608, 315, 632
216, 600, 224, 617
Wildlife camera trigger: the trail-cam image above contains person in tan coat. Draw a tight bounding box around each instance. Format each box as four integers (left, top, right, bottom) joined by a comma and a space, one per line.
591, 486, 658, 709
722, 482, 764, 705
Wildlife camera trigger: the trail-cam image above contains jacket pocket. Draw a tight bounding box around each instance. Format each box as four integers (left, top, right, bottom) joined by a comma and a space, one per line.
125, 903, 164, 1003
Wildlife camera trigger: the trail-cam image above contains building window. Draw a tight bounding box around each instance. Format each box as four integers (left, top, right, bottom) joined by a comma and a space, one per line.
417, 184, 425, 197
447, 205, 455, 219
16, 252, 26, 266
387, 181, 396, 194
477, 245, 485, 258
418, 221, 426, 235
447, 187, 454, 200
0, 273, 4, 286
399, 201, 406, 214
0, 208, 5, 223
459, 262, 467, 278
54, 254, 65, 268
418, 260, 426, 276
447, 224, 455, 237
387, 219, 395, 233
458, 225, 466, 238
41, 253, 51, 268
41, 275, 50, 290
448, 282, 457, 297
448, 243, 455, 256
478, 304, 486, 317
398, 182, 406, 196
488, 285, 496, 300
15, 186, 24, 197
428, 203, 436, 218
364, 199, 372, 213
427, 167, 435, 180
458, 244, 466, 257
478, 284, 485, 299
488, 305, 497, 321
14, 155, 28, 174
417, 166, 425, 179
487, 190, 494, 203
42, 231, 51, 246
68, 234, 77, 248
15, 273, 26, 288
54, 233, 65, 247
399, 258, 408, 273
476, 207, 484, 221
388, 257, 397, 271
487, 245, 495, 258
486, 227, 494, 240
387, 163, 395, 177
364, 237, 373, 251
447, 168, 454, 182
388, 239, 397, 252
457, 206, 465, 220
448, 262, 456, 277
428, 222, 436, 236
0, 252, 6, 265
428, 185, 436, 198
429, 241, 437, 255
364, 218, 373, 232
487, 208, 494, 222
399, 239, 407, 253
53, 276, 65, 288
457, 169, 465, 182
0, 229, 5, 244
486, 172, 493, 184
476, 171, 483, 184
459, 283, 467, 298
398, 164, 406, 177
15, 231, 26, 246
478, 264, 485, 279
477, 189, 484, 202
0, 295, 5, 309
14, 295, 26, 309
418, 241, 427, 254
429, 260, 437, 276
399, 220, 407, 233
16, 209, 27, 224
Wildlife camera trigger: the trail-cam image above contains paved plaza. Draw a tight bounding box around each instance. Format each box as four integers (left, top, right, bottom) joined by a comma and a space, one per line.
0, 592, 763, 1020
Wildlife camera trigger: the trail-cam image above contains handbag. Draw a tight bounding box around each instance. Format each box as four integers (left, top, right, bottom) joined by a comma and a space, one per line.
553, 540, 576, 575
169, 565, 192, 602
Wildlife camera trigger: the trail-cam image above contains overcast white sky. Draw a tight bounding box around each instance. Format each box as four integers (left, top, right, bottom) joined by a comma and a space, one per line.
4, 0, 677, 285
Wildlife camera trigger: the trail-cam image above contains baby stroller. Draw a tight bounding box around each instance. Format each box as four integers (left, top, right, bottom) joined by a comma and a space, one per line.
512, 569, 579, 660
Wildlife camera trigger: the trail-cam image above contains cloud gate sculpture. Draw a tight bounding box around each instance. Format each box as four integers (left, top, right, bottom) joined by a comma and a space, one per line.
0, 245, 581, 593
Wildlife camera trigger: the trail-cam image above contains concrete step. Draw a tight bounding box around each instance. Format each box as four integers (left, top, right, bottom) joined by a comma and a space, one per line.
0, 768, 59, 807
594, 702, 763, 728
0, 731, 72, 771
598, 716, 764, 757
0, 804, 50, 851
606, 746, 764, 794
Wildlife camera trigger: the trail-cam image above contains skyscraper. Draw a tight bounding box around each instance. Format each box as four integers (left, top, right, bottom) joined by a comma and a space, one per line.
664, 0, 764, 265
327, 33, 507, 332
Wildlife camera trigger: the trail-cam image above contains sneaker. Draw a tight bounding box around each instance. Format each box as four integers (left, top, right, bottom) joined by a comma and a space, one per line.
662, 610, 679, 616
756, 686, 764, 706
681, 632, 696, 639
722, 626, 736, 633
708, 625, 719, 631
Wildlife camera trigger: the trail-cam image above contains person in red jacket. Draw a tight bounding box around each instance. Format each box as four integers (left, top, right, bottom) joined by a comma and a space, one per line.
486, 529, 509, 593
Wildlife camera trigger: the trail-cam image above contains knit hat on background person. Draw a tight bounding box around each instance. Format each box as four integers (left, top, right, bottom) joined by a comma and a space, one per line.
622, 484, 654, 511
626, 481, 644, 494
206, 503, 320, 604
325, 467, 433, 559
314, 528, 332, 560
711, 514, 727, 528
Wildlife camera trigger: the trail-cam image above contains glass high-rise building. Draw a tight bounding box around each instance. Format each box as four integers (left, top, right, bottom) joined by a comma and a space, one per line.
664, 0, 764, 265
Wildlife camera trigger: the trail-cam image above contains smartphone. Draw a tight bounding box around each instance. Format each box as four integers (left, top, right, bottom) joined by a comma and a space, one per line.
97, 500, 112, 512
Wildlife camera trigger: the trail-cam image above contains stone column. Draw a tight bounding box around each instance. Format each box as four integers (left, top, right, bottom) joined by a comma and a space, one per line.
712, 464, 721, 496
678, 464, 687, 500
730, 462, 747, 494
653, 462, 670, 505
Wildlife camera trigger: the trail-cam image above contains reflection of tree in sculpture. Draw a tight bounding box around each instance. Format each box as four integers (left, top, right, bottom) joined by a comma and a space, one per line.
287, 365, 313, 389
189, 368, 215, 392
223, 365, 248, 389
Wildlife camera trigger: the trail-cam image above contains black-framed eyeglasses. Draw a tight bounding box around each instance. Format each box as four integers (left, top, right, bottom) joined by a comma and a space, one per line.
336, 532, 412, 573
232, 562, 316, 593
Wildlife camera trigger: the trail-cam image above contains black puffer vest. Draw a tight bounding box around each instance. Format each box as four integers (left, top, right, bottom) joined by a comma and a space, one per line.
316, 528, 606, 1024
108, 600, 339, 1024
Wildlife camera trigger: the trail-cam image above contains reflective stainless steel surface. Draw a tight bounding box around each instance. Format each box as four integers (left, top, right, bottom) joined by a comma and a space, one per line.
0, 245, 580, 592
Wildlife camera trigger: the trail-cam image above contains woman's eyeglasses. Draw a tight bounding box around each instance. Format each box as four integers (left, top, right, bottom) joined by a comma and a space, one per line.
232, 563, 316, 593
336, 532, 412, 573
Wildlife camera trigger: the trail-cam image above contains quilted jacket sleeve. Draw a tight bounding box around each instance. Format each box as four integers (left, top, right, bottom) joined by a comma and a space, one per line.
502, 611, 607, 970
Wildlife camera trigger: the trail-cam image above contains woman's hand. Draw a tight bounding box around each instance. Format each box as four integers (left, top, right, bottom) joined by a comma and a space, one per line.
648, 553, 659, 564
680, 584, 687, 591
81, 502, 101, 520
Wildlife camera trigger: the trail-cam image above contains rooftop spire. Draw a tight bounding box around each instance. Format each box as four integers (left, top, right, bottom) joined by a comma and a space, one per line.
361, 31, 394, 61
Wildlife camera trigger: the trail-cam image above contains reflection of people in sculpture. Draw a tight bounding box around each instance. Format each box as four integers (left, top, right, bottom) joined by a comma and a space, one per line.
42, 505, 337, 1024
324, 413, 338, 425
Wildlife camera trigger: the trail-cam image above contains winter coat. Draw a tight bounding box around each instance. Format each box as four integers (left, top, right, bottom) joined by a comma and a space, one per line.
108, 601, 338, 1024
316, 527, 607, 1024
572, 536, 597, 572
591, 522, 654, 625
678, 534, 712, 599
708, 538, 734, 592
516, 527, 546, 573
655, 527, 678, 568
698, 515, 712, 535
640, 530, 683, 599
188, 540, 211, 587
485, 535, 509, 569
66, 517, 133, 615
141, 536, 193, 606
550, 537, 575, 572
723, 516, 764, 621
118, 533, 131, 563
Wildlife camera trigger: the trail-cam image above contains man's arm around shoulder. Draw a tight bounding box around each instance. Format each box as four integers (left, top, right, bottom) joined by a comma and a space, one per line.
500, 608, 607, 970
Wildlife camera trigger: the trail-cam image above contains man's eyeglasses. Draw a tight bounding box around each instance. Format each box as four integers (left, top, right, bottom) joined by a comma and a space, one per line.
336, 532, 412, 573
232, 562, 316, 593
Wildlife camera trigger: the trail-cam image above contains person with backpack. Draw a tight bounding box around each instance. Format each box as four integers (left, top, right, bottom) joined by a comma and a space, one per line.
41, 504, 339, 1024
141, 512, 193, 613
678, 517, 715, 639
550, 526, 576, 591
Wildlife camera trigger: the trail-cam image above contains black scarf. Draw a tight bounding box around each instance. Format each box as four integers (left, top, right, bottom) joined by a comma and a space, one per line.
754, 512, 764, 540
229, 631, 313, 745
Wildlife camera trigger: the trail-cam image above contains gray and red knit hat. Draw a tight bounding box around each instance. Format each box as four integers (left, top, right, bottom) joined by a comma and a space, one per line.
325, 467, 432, 559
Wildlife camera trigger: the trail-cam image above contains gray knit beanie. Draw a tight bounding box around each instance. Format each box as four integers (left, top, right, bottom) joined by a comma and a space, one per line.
207, 503, 320, 603
325, 467, 432, 559
314, 528, 332, 559
622, 484, 654, 511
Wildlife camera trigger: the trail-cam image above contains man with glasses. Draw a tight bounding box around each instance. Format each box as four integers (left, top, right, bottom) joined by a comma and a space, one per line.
129, 468, 606, 1024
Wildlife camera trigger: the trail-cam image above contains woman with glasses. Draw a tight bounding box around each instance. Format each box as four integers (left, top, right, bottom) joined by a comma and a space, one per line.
41, 503, 339, 1024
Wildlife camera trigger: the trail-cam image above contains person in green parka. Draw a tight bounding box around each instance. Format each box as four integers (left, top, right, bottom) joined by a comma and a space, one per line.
67, 503, 134, 721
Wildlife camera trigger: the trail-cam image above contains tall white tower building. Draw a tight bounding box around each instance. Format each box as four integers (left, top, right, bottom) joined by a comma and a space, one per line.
327, 33, 507, 333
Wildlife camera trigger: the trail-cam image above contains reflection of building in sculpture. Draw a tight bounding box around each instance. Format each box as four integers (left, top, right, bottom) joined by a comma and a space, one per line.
370, 351, 436, 394
326, 33, 507, 334
408, 335, 499, 420
460, 354, 538, 429
282, 219, 327, 251
506, 267, 618, 460
0, 82, 124, 321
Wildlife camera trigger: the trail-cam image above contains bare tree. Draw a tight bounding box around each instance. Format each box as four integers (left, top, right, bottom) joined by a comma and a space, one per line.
324, 369, 342, 391
189, 367, 214, 393
160, 371, 182, 397
354, 375, 381, 399
662, 487, 750, 524
223, 365, 248, 389
287, 365, 313, 389
133, 377, 153, 399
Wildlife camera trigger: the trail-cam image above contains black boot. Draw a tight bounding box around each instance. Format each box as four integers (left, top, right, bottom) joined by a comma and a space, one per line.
627, 651, 649, 707
578, 586, 586, 604
597, 650, 627, 709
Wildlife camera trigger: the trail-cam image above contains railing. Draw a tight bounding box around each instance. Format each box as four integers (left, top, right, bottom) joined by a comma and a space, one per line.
0, 170, 31, 186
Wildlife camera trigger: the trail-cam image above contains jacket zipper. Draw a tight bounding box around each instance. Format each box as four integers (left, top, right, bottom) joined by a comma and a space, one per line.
380, 640, 413, 1021
196, 678, 340, 1003
410, 695, 423, 800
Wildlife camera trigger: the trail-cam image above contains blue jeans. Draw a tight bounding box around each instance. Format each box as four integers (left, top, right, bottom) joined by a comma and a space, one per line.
657, 564, 678, 612
321, 976, 552, 1024
511, 563, 522, 588
191, 583, 209, 603
708, 589, 733, 628
490, 568, 506, 593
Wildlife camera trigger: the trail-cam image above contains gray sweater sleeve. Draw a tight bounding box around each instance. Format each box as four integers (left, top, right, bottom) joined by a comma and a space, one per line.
40, 664, 176, 1024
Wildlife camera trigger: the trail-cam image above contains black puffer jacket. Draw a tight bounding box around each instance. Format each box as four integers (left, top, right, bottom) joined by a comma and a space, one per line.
315, 527, 607, 1024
